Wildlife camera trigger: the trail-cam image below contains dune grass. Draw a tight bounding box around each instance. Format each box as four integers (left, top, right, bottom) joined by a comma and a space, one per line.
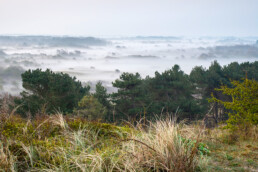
0, 113, 257, 172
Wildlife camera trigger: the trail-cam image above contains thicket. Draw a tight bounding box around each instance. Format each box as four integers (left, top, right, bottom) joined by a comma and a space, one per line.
7, 61, 258, 122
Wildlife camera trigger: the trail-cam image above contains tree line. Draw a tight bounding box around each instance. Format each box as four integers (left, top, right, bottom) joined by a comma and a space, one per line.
8, 60, 258, 122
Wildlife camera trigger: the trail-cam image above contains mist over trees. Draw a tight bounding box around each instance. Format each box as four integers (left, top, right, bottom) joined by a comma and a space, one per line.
8, 61, 258, 122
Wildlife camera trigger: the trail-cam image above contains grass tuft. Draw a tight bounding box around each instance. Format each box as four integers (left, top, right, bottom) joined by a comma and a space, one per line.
0, 113, 257, 171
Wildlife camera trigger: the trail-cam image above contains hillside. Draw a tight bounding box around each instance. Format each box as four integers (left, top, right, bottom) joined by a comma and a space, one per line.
0, 113, 257, 171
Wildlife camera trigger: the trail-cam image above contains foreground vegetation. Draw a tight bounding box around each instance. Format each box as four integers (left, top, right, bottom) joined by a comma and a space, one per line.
0, 61, 257, 171
0, 113, 257, 172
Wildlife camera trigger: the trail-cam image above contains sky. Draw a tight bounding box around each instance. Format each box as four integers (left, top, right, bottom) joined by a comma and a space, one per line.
0, 0, 257, 37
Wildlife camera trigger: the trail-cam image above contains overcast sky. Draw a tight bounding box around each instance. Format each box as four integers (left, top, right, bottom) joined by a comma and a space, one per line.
0, 0, 257, 37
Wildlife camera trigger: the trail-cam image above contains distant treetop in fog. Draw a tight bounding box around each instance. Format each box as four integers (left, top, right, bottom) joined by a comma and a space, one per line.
0, 36, 107, 47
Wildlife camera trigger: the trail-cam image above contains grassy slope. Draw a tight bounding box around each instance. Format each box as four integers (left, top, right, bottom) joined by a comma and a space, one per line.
201, 127, 258, 171
0, 114, 257, 172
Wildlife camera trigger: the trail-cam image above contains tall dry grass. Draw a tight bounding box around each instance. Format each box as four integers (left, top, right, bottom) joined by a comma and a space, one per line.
119, 119, 203, 172
0, 114, 207, 172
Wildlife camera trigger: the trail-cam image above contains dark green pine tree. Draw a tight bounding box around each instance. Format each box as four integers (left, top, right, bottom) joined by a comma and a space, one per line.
94, 82, 110, 108
190, 61, 229, 122
223, 62, 244, 81
239, 61, 258, 80
149, 65, 200, 120
223, 61, 258, 81
111, 72, 146, 121
189, 66, 209, 116
93, 82, 112, 121
15, 69, 90, 116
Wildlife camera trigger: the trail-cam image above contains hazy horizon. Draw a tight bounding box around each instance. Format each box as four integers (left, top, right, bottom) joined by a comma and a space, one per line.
0, 35, 257, 94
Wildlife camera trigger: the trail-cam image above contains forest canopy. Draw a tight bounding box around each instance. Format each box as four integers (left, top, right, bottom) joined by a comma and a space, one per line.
8, 60, 258, 122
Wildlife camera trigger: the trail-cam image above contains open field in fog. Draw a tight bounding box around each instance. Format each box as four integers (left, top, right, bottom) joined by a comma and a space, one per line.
0, 36, 257, 94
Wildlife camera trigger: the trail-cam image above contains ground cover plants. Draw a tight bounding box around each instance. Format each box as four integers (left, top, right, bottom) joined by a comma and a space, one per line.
0, 112, 257, 172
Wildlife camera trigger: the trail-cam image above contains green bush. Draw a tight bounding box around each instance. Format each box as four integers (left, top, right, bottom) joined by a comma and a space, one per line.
74, 95, 107, 121
179, 136, 210, 156
211, 79, 258, 132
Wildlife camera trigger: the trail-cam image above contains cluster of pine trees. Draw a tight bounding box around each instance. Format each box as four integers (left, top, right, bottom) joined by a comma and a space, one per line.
10, 60, 258, 122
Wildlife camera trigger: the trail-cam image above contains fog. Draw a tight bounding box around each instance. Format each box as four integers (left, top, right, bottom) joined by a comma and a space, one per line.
0, 36, 257, 94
